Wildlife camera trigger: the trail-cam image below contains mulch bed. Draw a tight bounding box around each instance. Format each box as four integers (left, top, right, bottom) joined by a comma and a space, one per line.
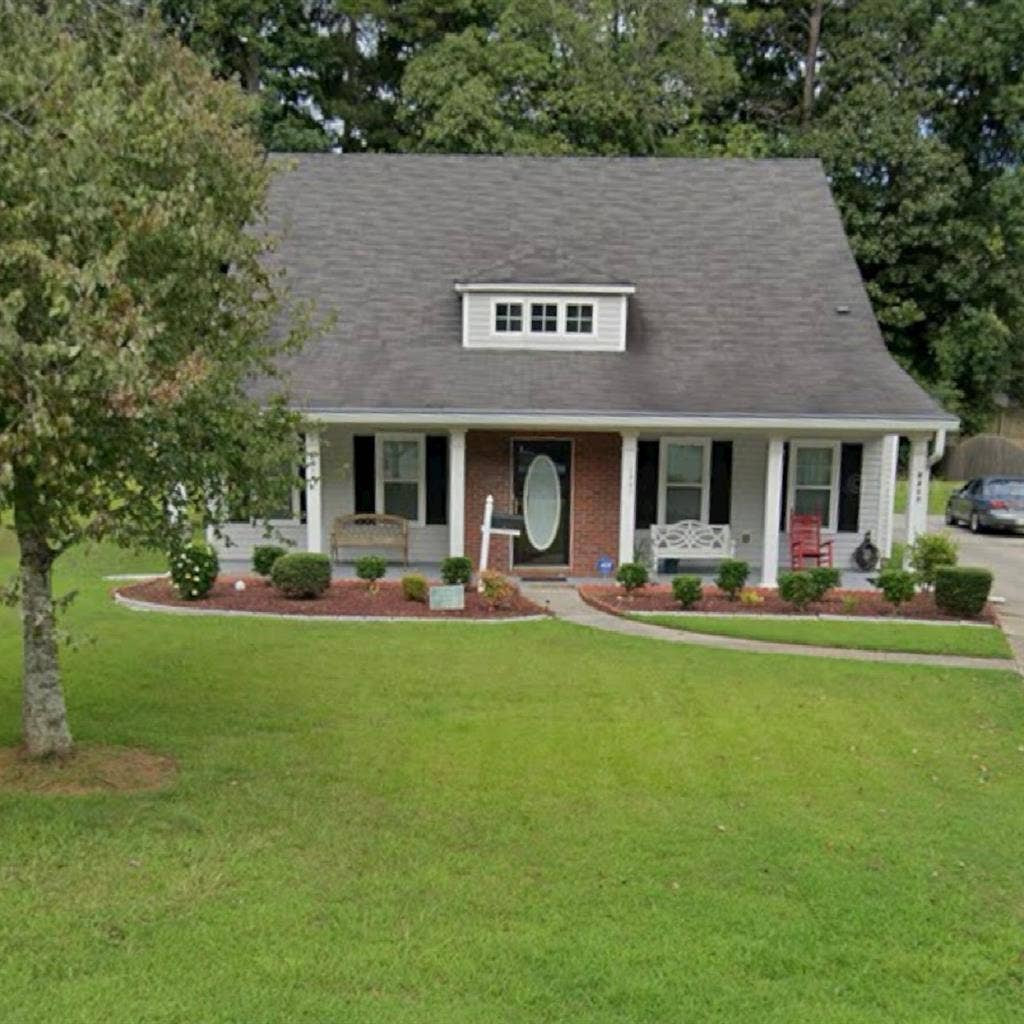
578, 584, 997, 623
0, 744, 177, 796
117, 576, 547, 620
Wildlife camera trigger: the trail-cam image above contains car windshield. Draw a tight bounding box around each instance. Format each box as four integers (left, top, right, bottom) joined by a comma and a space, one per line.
986, 479, 1024, 499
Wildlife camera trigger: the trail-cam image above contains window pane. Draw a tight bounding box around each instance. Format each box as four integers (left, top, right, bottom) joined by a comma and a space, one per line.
794, 488, 830, 523
530, 303, 557, 332
382, 440, 418, 481
384, 481, 418, 520
666, 486, 701, 521
495, 302, 522, 332
796, 447, 832, 486
566, 303, 594, 334
666, 443, 703, 485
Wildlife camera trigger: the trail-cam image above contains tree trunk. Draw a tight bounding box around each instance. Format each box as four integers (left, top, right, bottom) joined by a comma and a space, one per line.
801, 0, 825, 125
15, 524, 73, 759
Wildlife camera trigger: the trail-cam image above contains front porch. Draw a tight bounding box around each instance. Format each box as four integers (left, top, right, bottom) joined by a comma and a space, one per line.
212, 422, 939, 587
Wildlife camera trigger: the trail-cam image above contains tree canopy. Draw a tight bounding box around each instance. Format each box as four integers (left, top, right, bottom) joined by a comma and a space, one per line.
0, 1, 309, 755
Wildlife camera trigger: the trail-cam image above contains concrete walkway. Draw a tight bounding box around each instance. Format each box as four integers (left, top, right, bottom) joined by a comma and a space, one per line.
523, 585, 1019, 673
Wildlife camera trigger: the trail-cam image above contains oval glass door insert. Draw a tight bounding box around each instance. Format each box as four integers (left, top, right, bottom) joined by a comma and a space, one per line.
523, 454, 561, 551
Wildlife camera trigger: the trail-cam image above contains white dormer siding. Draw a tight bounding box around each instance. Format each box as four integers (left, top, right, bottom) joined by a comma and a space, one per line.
455, 282, 633, 352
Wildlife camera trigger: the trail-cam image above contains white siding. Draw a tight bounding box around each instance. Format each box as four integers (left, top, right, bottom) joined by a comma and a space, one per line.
462, 293, 625, 351
211, 424, 451, 564
634, 433, 893, 574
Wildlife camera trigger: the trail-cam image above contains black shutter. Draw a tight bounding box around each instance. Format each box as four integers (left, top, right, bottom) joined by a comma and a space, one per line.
779, 442, 790, 531
353, 435, 375, 514
838, 443, 863, 532
425, 435, 449, 525
634, 440, 660, 529
708, 441, 733, 525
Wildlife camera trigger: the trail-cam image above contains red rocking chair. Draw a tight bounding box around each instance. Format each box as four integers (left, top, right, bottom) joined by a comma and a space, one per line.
789, 513, 834, 569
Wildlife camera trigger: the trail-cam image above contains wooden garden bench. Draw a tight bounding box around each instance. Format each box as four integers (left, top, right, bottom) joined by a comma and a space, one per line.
330, 513, 409, 565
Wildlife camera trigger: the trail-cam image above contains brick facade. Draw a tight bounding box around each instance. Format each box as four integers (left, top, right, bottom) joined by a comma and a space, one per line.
465, 430, 621, 576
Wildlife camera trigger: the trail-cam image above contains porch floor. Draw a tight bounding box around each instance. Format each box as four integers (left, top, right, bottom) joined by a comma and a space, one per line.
219, 559, 877, 590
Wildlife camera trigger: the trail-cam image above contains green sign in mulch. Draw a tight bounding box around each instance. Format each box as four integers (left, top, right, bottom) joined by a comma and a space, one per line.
429, 584, 465, 611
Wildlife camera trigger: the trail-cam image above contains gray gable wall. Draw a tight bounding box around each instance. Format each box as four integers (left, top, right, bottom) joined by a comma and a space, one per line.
262, 154, 951, 422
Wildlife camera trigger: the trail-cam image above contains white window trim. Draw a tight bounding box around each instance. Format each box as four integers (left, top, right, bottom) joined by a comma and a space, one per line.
787, 440, 842, 533
656, 437, 711, 525
564, 301, 595, 335
492, 298, 526, 335
375, 432, 426, 526
482, 295, 614, 350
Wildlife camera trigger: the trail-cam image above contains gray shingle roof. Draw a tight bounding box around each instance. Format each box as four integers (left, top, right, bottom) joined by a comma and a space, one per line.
263, 154, 952, 423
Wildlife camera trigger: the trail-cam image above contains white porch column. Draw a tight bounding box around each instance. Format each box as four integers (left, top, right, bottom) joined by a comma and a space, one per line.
760, 436, 785, 587
448, 428, 467, 557
878, 433, 900, 558
305, 429, 322, 553
906, 433, 930, 547
618, 431, 639, 567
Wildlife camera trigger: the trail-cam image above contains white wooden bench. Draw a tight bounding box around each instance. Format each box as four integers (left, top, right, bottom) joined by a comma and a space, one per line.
648, 520, 735, 570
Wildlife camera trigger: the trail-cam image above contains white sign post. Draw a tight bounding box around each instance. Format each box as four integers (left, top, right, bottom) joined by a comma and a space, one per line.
478, 493, 521, 591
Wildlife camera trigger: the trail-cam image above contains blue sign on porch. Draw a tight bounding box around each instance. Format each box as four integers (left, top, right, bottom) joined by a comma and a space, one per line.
596, 555, 615, 577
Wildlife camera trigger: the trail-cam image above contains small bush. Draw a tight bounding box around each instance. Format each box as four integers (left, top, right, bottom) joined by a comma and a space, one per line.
883, 542, 907, 570
671, 575, 702, 609
271, 552, 331, 599
480, 570, 515, 608
876, 568, 916, 609
778, 571, 818, 611
252, 544, 286, 577
401, 573, 428, 603
909, 532, 958, 589
934, 566, 993, 618
616, 561, 649, 591
715, 559, 749, 600
440, 556, 472, 587
169, 543, 219, 600
840, 593, 860, 615
739, 588, 764, 606
355, 554, 388, 589
808, 566, 841, 602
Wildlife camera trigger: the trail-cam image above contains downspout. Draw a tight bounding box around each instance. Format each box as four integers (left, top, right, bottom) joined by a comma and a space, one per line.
929, 427, 947, 468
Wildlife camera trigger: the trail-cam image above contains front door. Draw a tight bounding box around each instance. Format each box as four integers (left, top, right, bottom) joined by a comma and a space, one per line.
512, 440, 571, 566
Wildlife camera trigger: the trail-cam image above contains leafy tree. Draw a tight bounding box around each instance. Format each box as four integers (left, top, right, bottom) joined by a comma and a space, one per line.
400, 0, 744, 155
0, 2, 310, 757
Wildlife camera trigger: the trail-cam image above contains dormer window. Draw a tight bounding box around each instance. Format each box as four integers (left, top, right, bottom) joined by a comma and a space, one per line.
565, 303, 593, 334
457, 281, 633, 351
530, 303, 558, 333
495, 302, 523, 332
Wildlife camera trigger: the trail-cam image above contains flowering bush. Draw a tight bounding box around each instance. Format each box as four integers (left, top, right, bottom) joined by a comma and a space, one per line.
480, 570, 515, 608
169, 543, 219, 600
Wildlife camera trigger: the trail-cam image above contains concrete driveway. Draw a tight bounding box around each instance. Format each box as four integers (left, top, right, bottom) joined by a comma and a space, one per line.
898, 514, 1024, 664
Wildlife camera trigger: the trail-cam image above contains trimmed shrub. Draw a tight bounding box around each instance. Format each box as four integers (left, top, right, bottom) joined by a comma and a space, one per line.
778, 571, 818, 611
909, 532, 958, 589
401, 573, 428, 603
671, 575, 702, 609
883, 542, 907, 570
252, 544, 287, 577
715, 559, 750, 600
355, 554, 387, 589
808, 566, 841, 602
169, 543, 219, 600
616, 561, 649, 591
271, 552, 331, 599
440, 556, 472, 587
480, 570, 515, 608
876, 567, 916, 609
934, 566, 993, 618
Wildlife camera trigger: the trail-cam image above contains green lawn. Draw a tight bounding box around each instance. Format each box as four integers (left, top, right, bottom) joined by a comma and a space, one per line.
633, 613, 1014, 658
1, 534, 1023, 1023
894, 477, 964, 515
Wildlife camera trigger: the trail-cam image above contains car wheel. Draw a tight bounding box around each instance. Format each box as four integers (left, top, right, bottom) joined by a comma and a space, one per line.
945, 508, 955, 526
970, 512, 982, 534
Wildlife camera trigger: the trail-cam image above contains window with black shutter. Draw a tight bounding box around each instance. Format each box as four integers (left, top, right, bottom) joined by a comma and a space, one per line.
353, 435, 375, 514
634, 440, 659, 529
709, 441, 733, 525
838, 443, 863, 532
425, 435, 449, 525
